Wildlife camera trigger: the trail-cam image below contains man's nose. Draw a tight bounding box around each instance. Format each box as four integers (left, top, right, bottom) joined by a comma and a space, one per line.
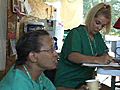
53, 50, 59, 58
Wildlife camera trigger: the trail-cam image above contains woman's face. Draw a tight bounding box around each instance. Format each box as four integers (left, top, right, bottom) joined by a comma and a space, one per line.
90, 15, 110, 35
34, 35, 58, 70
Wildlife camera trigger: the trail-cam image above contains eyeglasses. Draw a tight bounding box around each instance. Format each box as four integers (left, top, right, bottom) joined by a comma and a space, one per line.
39, 47, 55, 53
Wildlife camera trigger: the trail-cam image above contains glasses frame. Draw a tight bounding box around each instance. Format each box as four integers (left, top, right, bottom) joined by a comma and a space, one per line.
38, 47, 55, 53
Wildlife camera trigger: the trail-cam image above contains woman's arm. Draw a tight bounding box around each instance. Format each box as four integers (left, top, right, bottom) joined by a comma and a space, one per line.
68, 52, 113, 64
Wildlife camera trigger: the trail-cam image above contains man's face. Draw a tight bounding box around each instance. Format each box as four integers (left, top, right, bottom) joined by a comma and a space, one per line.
34, 35, 58, 70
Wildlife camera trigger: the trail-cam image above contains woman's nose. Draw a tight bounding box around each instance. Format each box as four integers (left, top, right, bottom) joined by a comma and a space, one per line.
98, 24, 104, 30
98, 25, 103, 30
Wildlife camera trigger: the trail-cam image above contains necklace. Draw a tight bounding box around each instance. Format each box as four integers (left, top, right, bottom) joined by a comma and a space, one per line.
23, 65, 35, 88
23, 65, 32, 80
85, 30, 97, 56
23, 65, 47, 90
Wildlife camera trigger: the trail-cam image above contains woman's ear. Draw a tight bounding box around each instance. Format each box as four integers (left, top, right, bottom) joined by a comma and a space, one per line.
28, 52, 37, 63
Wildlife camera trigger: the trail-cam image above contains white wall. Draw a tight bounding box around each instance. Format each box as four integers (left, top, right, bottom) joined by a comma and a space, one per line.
0, 0, 7, 70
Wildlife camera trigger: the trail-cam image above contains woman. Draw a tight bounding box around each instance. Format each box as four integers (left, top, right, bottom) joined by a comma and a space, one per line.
0, 30, 58, 90
55, 3, 113, 90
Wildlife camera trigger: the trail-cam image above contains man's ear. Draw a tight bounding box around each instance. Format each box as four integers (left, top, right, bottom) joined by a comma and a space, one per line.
28, 52, 37, 63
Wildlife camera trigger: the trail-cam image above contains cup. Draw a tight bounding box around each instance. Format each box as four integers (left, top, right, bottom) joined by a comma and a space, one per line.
86, 79, 99, 90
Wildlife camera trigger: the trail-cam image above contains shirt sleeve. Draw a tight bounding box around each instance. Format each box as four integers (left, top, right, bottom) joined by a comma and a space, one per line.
62, 28, 82, 59
65, 29, 81, 52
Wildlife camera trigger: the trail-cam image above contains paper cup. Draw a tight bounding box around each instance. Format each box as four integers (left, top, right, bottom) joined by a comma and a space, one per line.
86, 79, 99, 90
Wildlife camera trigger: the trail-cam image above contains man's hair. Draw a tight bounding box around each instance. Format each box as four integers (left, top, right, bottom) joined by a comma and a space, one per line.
15, 30, 49, 66
85, 3, 111, 34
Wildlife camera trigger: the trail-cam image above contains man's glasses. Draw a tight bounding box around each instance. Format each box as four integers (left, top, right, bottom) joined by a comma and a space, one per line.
39, 47, 55, 53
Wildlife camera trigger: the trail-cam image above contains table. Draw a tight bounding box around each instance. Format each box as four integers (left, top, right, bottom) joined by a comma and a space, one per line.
83, 63, 120, 90
97, 67, 120, 90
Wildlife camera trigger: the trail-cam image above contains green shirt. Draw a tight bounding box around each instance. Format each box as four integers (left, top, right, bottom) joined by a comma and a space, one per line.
55, 25, 108, 89
0, 66, 56, 90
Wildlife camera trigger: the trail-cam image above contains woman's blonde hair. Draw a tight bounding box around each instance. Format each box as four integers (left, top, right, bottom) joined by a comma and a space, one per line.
85, 3, 111, 34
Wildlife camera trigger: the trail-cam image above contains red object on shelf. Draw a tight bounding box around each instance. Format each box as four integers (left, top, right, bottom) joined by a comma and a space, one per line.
8, 32, 16, 39
113, 17, 120, 29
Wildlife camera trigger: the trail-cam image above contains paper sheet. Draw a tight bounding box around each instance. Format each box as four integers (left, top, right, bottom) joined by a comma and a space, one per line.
82, 62, 120, 67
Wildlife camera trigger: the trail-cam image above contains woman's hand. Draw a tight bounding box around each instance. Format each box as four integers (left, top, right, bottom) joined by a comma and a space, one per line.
97, 54, 113, 64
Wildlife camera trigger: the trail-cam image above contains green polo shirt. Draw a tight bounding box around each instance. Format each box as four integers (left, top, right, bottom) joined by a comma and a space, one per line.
0, 66, 56, 90
55, 25, 108, 89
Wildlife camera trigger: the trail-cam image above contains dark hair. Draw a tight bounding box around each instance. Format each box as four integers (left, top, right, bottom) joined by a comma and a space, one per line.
15, 30, 49, 66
